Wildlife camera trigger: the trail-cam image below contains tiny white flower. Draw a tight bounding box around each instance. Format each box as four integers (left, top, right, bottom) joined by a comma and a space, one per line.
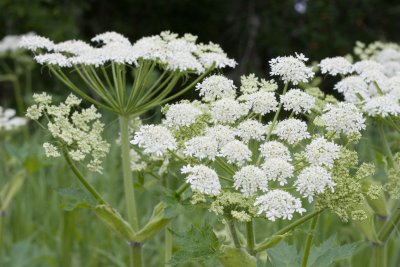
131, 125, 177, 157
233, 165, 268, 197
181, 165, 221, 195
269, 53, 314, 85
240, 91, 278, 115
211, 98, 248, 124
43, 142, 61, 157
321, 103, 366, 135
183, 136, 219, 160
305, 137, 340, 168
259, 141, 292, 162
164, 102, 202, 127
255, 190, 305, 221
334, 76, 369, 102
219, 140, 252, 165
363, 95, 400, 117
274, 119, 310, 144
319, 56, 352, 76
262, 158, 294, 186
236, 119, 267, 143
204, 125, 236, 148
280, 89, 315, 114
295, 166, 335, 202
195, 75, 237, 102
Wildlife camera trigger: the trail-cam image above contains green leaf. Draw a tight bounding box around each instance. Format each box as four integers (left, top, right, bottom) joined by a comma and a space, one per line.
169, 224, 220, 265
267, 242, 300, 267
56, 187, 95, 211
308, 235, 364, 267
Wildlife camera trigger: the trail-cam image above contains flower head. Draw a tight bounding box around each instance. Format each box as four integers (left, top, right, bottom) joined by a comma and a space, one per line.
195, 75, 236, 102
235, 119, 267, 143
321, 103, 365, 135
219, 140, 252, 165
269, 53, 314, 85
259, 141, 292, 162
233, 166, 268, 197
131, 125, 177, 157
181, 165, 221, 195
255, 190, 305, 221
163, 102, 202, 127
305, 137, 341, 168
295, 166, 335, 202
274, 119, 310, 144
262, 158, 294, 186
210, 99, 247, 124
183, 136, 219, 160
319, 56, 352, 76
280, 89, 315, 114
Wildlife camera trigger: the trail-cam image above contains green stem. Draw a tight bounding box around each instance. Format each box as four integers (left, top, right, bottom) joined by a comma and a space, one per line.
119, 115, 142, 267
228, 220, 241, 248
301, 214, 319, 267
62, 147, 107, 205
255, 210, 323, 252
378, 124, 395, 168
246, 221, 255, 255
265, 82, 289, 141
165, 223, 173, 266
371, 245, 387, 267
378, 203, 400, 243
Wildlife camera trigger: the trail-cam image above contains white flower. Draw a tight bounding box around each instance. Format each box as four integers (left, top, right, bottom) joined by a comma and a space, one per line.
35, 53, 72, 67
240, 91, 278, 115
236, 120, 267, 142
33, 92, 53, 106
181, 165, 221, 195
19, 35, 55, 51
334, 76, 369, 102
164, 102, 202, 127
259, 141, 292, 162
254, 190, 305, 221
295, 166, 335, 202
374, 48, 400, 64
305, 137, 340, 168
195, 75, 236, 102
183, 136, 219, 160
352, 60, 384, 74
91, 31, 131, 45
280, 89, 315, 114
240, 74, 259, 94
53, 40, 94, 55
274, 119, 310, 144
198, 52, 237, 69
0, 32, 35, 52
319, 56, 352, 76
0, 107, 27, 131
269, 53, 314, 85
233, 166, 268, 197
204, 125, 236, 148
211, 99, 247, 124
219, 140, 252, 165
262, 158, 294, 186
321, 103, 365, 135
363, 95, 400, 117
43, 142, 61, 158
131, 125, 177, 157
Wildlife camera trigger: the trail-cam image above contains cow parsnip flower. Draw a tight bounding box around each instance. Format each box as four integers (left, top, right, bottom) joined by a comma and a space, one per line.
131, 125, 177, 157
319, 56, 352, 76
26, 93, 110, 173
280, 88, 315, 114
130, 70, 363, 222
269, 53, 314, 85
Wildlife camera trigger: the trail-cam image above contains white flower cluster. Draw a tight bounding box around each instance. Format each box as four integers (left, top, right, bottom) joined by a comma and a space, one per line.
269, 53, 315, 85
321, 43, 400, 118
320, 103, 366, 135
0, 107, 27, 131
0, 32, 36, 53
19, 31, 236, 74
131, 67, 347, 222
26, 93, 110, 173
280, 88, 315, 114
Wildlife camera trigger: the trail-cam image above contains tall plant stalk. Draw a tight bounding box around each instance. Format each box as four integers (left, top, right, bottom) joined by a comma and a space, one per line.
119, 115, 142, 267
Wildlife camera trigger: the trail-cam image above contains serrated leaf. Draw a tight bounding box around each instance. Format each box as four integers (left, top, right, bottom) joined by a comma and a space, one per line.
56, 187, 95, 211
267, 242, 300, 267
308, 235, 364, 267
169, 224, 220, 265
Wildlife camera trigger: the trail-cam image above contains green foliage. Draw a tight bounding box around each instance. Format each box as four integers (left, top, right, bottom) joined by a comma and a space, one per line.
266, 235, 363, 267
169, 224, 220, 265
56, 187, 95, 211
